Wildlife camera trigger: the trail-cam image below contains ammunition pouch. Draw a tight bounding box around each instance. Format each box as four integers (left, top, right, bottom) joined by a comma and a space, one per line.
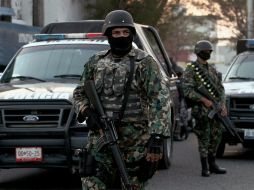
79, 149, 97, 177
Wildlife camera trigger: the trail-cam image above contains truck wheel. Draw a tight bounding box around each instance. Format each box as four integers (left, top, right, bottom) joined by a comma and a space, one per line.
216, 140, 225, 158
159, 136, 173, 169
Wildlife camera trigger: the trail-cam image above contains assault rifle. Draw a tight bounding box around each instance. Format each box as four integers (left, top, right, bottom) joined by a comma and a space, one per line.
197, 85, 243, 143
84, 80, 132, 190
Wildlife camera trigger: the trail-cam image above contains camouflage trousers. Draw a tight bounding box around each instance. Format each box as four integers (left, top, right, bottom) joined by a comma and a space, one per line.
82, 122, 150, 190
81, 175, 146, 190
193, 116, 223, 157
81, 149, 147, 190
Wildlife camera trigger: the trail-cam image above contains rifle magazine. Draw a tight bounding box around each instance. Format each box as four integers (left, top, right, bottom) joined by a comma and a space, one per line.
95, 135, 109, 151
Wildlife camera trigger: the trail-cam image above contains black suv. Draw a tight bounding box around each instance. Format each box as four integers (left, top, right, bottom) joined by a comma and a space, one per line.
0, 21, 178, 173
217, 39, 254, 157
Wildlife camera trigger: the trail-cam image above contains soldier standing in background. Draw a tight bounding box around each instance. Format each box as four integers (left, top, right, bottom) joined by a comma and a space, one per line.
174, 64, 189, 140
182, 40, 227, 177
73, 10, 171, 189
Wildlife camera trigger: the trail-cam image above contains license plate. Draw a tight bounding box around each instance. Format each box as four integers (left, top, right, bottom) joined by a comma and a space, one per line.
16, 147, 42, 162
244, 129, 254, 140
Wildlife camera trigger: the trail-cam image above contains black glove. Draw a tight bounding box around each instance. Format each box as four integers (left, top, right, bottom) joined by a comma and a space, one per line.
146, 134, 164, 155
136, 134, 164, 182
81, 108, 102, 131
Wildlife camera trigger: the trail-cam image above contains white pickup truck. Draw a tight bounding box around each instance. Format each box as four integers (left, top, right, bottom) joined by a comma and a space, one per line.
0, 21, 178, 174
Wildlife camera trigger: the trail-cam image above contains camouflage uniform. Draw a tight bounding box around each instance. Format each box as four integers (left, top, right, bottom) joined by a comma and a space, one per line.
73, 47, 171, 190
175, 76, 189, 140
182, 61, 225, 157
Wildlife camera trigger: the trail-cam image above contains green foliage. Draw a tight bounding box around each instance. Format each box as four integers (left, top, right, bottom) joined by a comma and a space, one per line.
127, 0, 168, 26
85, 0, 167, 26
85, 0, 124, 19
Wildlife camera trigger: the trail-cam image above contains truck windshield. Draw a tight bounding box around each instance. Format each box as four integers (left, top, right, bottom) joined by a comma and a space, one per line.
224, 54, 254, 82
1, 44, 109, 83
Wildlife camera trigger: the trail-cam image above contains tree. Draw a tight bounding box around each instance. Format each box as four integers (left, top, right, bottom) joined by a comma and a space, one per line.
212, 0, 247, 38
84, 0, 211, 61
85, 0, 168, 27
157, 2, 214, 61
190, 0, 247, 39
85, 0, 126, 19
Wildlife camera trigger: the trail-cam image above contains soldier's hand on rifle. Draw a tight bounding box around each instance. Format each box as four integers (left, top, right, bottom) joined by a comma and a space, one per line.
220, 104, 228, 117
80, 107, 102, 130
77, 106, 88, 123
146, 134, 163, 162
200, 97, 213, 108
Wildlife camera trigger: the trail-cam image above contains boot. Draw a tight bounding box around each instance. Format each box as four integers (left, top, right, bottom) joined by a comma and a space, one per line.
208, 154, 226, 174
200, 157, 210, 177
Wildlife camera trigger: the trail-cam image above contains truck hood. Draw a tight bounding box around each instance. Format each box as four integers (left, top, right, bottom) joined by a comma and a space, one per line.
0, 82, 78, 101
223, 81, 254, 96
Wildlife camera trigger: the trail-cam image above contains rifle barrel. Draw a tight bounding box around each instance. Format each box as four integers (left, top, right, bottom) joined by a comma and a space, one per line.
217, 114, 243, 143
197, 85, 243, 143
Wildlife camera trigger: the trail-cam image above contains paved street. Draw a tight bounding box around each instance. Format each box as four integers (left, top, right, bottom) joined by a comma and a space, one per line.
1, 133, 254, 190
147, 133, 254, 190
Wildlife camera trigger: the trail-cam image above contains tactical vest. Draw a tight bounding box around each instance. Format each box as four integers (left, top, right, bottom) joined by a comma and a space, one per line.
93, 49, 147, 122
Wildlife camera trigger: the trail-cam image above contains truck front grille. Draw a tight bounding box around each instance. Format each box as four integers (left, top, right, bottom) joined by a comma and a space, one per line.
0, 100, 73, 128
228, 97, 254, 129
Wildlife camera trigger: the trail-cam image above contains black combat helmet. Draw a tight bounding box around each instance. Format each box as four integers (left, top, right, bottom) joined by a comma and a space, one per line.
102, 10, 136, 36
194, 40, 213, 54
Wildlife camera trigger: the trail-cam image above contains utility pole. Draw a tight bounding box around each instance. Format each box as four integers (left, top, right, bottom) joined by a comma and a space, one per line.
247, 0, 253, 38
33, 0, 44, 27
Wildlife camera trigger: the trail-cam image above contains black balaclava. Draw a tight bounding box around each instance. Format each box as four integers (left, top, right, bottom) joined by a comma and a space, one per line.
197, 51, 211, 61
108, 30, 133, 56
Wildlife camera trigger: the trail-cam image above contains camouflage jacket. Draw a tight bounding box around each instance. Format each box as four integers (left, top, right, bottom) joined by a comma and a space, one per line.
182, 60, 225, 116
73, 47, 171, 137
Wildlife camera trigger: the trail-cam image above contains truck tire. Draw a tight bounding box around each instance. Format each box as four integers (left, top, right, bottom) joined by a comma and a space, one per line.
159, 136, 173, 169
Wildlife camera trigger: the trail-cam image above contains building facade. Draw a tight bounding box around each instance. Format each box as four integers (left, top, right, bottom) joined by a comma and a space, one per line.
0, 0, 236, 65
0, 0, 92, 26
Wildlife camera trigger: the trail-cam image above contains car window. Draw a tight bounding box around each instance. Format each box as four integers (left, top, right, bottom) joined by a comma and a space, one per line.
1, 44, 109, 83
224, 54, 254, 81
141, 27, 172, 77
142, 28, 166, 66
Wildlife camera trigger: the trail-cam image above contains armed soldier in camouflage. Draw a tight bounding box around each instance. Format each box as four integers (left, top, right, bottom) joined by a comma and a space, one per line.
182, 40, 227, 177
73, 10, 171, 190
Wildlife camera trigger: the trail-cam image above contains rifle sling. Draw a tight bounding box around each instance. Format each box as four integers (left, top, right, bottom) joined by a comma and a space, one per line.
118, 56, 135, 120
